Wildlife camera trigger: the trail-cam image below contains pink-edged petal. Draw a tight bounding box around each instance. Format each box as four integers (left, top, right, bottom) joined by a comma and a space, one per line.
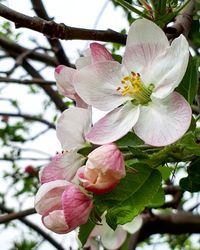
42, 210, 69, 234
40, 151, 85, 184
123, 19, 169, 75
134, 92, 192, 146
86, 102, 140, 145
56, 107, 91, 150
54, 65, 76, 98
121, 215, 143, 234
101, 225, 127, 250
90, 43, 113, 63
74, 61, 131, 111
62, 184, 93, 230
75, 43, 113, 70
35, 180, 68, 215
149, 35, 189, 99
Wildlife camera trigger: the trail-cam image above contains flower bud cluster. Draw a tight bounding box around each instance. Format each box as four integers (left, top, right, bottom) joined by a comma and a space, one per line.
35, 43, 125, 234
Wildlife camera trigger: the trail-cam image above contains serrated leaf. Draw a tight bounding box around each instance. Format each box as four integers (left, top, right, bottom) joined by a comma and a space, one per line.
94, 163, 161, 230
176, 57, 199, 104
180, 157, 200, 192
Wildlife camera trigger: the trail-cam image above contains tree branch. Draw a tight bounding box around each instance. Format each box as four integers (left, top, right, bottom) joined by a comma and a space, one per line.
165, 0, 195, 39
0, 205, 65, 250
30, 0, 72, 66
0, 76, 55, 86
0, 3, 126, 44
0, 112, 55, 128
0, 208, 36, 223
0, 36, 58, 66
137, 212, 200, 243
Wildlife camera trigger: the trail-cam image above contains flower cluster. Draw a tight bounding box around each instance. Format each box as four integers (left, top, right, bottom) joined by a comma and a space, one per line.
35, 106, 125, 234
35, 19, 191, 248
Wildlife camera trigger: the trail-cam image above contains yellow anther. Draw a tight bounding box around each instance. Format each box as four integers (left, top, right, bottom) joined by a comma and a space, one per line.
131, 71, 136, 77
123, 76, 130, 81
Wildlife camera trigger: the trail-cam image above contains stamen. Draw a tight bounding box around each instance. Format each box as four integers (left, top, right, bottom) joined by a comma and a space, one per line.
116, 71, 154, 104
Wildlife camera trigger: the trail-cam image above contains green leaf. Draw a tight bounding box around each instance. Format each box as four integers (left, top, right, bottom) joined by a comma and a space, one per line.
77, 145, 92, 156
147, 186, 165, 207
180, 157, 200, 192
116, 132, 144, 147
176, 57, 199, 104
128, 146, 149, 159
114, 0, 151, 19
177, 132, 200, 157
189, 20, 200, 47
78, 220, 95, 246
158, 165, 173, 180
112, 54, 122, 63
94, 163, 162, 230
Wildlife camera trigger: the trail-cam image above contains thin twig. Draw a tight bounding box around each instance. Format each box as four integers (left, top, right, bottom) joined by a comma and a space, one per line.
0, 36, 58, 66
0, 76, 55, 85
0, 205, 65, 250
0, 207, 36, 223
0, 112, 55, 129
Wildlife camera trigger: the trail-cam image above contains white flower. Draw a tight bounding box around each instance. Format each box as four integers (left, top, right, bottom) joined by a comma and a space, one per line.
74, 19, 192, 146
54, 43, 113, 108
40, 107, 91, 184
84, 216, 143, 250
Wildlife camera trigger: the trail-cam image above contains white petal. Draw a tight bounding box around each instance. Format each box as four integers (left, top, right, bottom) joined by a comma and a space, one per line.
54, 65, 76, 99
134, 92, 192, 146
101, 225, 127, 250
42, 210, 69, 234
40, 151, 85, 184
56, 107, 92, 150
74, 61, 131, 111
75, 52, 91, 70
35, 180, 68, 215
149, 35, 189, 99
123, 19, 169, 75
121, 215, 143, 234
86, 102, 140, 145
84, 238, 99, 250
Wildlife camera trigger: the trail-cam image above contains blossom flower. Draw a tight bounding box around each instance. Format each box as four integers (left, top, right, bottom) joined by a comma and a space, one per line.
77, 143, 125, 194
74, 19, 192, 146
35, 180, 93, 234
40, 107, 91, 184
84, 215, 143, 250
54, 43, 113, 108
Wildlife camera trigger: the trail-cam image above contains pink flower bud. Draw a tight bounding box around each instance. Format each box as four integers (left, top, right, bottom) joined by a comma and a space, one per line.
78, 144, 125, 194
24, 165, 35, 174
62, 183, 93, 230
35, 180, 93, 234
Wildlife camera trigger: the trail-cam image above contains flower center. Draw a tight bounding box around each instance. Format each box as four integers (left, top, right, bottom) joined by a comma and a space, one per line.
117, 71, 154, 104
